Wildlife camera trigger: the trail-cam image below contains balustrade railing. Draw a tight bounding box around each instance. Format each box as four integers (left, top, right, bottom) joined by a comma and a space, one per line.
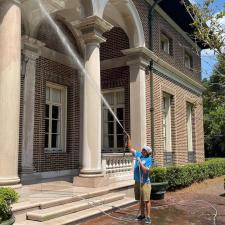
102, 153, 133, 177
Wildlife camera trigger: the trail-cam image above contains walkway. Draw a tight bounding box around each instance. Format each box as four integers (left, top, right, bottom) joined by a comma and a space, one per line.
80, 176, 225, 225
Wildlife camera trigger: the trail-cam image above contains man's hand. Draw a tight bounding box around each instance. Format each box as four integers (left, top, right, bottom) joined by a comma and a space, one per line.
136, 157, 141, 162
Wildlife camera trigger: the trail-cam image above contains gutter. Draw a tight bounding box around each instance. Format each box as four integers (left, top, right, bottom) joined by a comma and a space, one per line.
148, 0, 163, 157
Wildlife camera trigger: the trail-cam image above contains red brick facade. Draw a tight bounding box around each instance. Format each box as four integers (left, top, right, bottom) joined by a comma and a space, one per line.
145, 70, 204, 166
33, 57, 80, 172
19, 0, 205, 175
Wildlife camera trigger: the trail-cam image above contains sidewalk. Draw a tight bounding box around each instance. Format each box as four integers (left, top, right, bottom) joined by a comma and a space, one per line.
80, 176, 225, 225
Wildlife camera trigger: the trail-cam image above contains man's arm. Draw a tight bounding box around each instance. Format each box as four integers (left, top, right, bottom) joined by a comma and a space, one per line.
136, 158, 149, 174
127, 135, 135, 156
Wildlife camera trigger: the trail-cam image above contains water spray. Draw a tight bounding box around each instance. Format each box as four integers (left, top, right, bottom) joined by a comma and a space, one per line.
37, 0, 129, 140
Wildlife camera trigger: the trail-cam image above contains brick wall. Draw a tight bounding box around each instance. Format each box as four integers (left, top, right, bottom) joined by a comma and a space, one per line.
33, 57, 80, 172
100, 27, 130, 60
145, 70, 204, 166
133, 0, 201, 82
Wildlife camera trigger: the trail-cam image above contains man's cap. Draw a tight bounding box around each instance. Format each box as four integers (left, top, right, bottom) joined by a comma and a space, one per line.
142, 146, 152, 154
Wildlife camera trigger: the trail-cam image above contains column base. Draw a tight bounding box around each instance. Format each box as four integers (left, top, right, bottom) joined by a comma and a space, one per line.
0, 177, 21, 189
73, 174, 109, 188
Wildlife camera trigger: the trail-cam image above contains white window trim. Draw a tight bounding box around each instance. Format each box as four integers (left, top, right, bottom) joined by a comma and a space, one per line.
187, 103, 193, 152
184, 52, 193, 70
45, 82, 67, 153
102, 88, 125, 151
161, 33, 170, 54
162, 93, 172, 152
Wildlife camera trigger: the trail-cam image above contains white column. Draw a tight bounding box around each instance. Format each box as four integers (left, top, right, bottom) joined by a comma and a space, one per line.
20, 37, 44, 176
0, 0, 21, 186
21, 51, 38, 174
74, 16, 113, 187
81, 42, 102, 175
128, 60, 148, 150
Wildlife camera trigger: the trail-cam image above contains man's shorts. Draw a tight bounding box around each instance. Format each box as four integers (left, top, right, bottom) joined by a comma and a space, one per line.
134, 181, 151, 201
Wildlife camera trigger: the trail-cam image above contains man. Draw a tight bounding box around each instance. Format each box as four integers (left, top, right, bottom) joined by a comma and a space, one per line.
127, 136, 153, 224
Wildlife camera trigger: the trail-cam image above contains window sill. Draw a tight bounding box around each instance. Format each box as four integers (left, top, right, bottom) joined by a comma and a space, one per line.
44, 149, 66, 154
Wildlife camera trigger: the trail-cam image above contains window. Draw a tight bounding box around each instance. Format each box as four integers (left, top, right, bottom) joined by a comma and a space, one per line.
102, 89, 125, 150
161, 33, 170, 54
162, 94, 172, 152
184, 52, 193, 69
45, 83, 67, 152
187, 103, 193, 152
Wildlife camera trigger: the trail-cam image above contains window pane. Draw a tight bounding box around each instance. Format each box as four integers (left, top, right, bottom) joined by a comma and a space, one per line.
57, 135, 61, 147
46, 87, 50, 101
117, 135, 124, 148
52, 120, 59, 133
45, 104, 49, 118
108, 122, 114, 134
103, 135, 109, 148
107, 110, 114, 122
51, 134, 57, 148
116, 92, 124, 104
104, 93, 114, 105
117, 108, 124, 120
52, 88, 61, 103
117, 123, 123, 134
108, 135, 114, 148
45, 134, 49, 148
52, 106, 59, 119
45, 119, 49, 132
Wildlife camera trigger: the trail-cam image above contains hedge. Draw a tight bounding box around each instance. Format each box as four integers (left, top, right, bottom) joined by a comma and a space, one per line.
150, 158, 225, 191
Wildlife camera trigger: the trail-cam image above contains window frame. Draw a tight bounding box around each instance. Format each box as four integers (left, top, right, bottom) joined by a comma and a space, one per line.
102, 88, 125, 151
186, 103, 193, 152
160, 33, 171, 55
45, 82, 67, 153
184, 51, 193, 70
162, 93, 172, 152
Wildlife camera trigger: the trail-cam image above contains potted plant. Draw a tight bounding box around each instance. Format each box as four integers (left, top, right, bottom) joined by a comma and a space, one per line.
150, 167, 168, 200
0, 188, 19, 225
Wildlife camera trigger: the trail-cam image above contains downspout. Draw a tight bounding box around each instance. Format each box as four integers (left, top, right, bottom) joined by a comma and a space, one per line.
148, 0, 163, 157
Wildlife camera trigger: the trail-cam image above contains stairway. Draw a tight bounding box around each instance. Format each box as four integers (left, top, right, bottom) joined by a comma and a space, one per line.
13, 186, 136, 225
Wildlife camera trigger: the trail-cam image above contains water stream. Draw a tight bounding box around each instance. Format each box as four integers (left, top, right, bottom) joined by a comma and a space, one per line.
37, 0, 129, 137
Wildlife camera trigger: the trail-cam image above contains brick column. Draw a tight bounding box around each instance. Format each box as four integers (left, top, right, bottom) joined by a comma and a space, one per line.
74, 16, 113, 187
0, 0, 21, 187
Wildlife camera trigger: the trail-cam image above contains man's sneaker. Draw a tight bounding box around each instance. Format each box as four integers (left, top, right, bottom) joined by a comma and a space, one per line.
145, 217, 152, 224
135, 215, 145, 221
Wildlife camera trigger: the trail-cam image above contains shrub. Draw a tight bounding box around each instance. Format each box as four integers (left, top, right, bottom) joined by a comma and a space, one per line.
150, 167, 167, 183
150, 158, 225, 191
0, 188, 19, 222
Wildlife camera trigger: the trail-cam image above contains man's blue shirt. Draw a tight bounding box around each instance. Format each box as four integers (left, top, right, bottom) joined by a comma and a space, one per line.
134, 151, 153, 184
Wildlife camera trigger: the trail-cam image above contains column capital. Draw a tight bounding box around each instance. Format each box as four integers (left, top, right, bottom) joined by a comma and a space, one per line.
122, 47, 152, 70
22, 35, 45, 60
75, 16, 113, 44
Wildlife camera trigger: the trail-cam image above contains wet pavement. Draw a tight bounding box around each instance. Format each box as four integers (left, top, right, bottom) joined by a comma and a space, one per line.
79, 176, 225, 225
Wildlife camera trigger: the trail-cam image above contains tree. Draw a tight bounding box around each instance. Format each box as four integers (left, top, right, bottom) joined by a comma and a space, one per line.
183, 0, 225, 58
203, 56, 225, 157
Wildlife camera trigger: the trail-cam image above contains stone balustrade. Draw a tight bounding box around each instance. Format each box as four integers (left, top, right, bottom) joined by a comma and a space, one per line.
102, 153, 133, 177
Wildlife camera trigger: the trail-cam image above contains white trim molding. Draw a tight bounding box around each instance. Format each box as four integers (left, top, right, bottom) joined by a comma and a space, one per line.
122, 47, 205, 95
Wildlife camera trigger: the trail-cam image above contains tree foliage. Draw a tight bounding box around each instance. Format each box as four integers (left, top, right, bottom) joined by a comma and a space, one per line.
203, 56, 225, 157
184, 0, 225, 57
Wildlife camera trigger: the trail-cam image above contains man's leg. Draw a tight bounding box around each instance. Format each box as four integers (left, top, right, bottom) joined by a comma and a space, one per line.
145, 200, 151, 217
141, 201, 145, 216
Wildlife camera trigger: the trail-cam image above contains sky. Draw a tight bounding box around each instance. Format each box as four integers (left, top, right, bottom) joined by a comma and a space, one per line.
191, 0, 225, 79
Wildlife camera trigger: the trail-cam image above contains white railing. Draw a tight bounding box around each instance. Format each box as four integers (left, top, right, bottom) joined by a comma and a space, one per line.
102, 153, 133, 177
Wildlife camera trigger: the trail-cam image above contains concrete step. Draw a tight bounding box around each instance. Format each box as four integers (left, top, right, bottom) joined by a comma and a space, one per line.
44, 197, 136, 225
27, 193, 125, 222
